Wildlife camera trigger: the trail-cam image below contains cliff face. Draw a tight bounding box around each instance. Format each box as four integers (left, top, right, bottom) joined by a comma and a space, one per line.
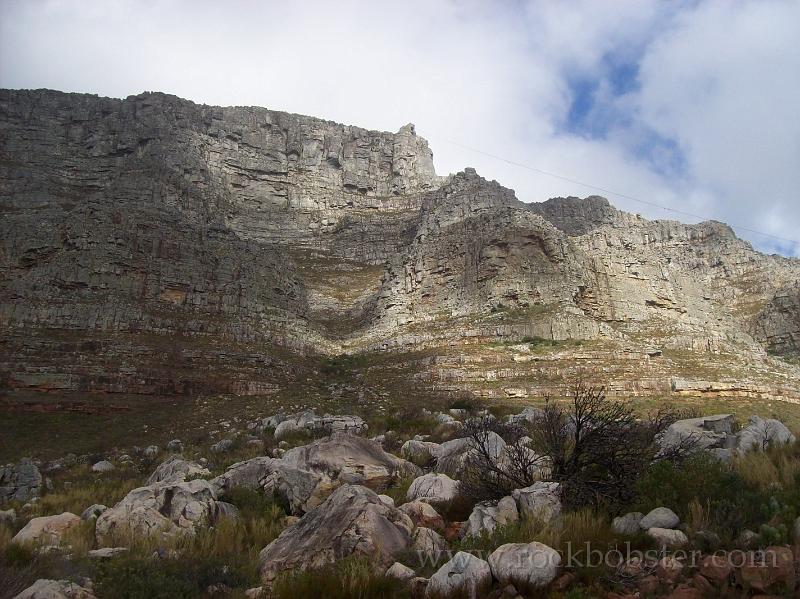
1, 89, 798, 400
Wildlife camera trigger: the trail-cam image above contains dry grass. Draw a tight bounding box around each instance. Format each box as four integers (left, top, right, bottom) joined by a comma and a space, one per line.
271, 556, 407, 599
28, 467, 142, 520
732, 439, 800, 491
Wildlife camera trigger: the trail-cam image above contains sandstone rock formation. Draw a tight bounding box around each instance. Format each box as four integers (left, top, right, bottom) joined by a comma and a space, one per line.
258, 484, 414, 584
1, 88, 798, 405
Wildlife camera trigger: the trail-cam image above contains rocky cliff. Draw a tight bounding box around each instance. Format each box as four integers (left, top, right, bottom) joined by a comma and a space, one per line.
1, 89, 798, 402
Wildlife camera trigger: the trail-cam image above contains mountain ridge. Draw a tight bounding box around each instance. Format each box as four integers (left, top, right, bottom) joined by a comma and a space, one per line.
1, 88, 798, 403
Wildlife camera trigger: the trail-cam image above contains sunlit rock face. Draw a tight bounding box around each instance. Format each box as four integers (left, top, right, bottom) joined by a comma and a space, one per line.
1, 89, 798, 400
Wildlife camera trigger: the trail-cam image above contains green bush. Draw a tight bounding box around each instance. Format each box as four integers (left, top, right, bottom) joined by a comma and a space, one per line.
94, 554, 253, 599
632, 453, 768, 541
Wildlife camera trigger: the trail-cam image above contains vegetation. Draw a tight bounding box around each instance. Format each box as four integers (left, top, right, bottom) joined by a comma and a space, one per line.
272, 557, 407, 599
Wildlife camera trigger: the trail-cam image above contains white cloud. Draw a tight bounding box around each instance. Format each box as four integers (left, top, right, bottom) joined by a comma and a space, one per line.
1, 0, 798, 255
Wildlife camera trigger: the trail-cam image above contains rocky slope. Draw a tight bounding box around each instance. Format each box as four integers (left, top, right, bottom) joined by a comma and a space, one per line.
1, 89, 798, 402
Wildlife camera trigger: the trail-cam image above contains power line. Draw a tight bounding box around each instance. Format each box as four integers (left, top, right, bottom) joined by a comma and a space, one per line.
439, 138, 800, 247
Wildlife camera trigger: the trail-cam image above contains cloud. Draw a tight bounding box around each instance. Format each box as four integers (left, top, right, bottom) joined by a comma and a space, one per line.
1, 0, 798, 256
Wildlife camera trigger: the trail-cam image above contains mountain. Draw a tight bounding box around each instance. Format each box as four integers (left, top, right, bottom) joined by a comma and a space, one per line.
1, 89, 798, 403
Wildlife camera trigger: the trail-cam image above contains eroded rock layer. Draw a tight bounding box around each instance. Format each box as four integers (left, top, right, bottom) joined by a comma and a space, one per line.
1, 89, 798, 400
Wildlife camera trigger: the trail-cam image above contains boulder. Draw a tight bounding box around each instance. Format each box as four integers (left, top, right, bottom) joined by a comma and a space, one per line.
736, 416, 796, 452
640, 507, 679, 530
401, 440, 441, 467
211, 456, 325, 514
412, 527, 448, 558
0, 508, 16, 525
410, 577, 428, 598
258, 485, 413, 584
12, 512, 81, 547
309, 415, 368, 436
91, 461, 114, 473
399, 500, 445, 530
406, 473, 459, 506
646, 527, 688, 547
211, 439, 234, 453
146, 456, 210, 486
464, 496, 519, 537
143, 445, 159, 459
512, 481, 561, 522
434, 437, 472, 477
612, 512, 644, 536
0, 458, 42, 503
378, 494, 395, 507
95, 479, 221, 546
426, 551, 492, 599
281, 433, 420, 491
166, 439, 184, 452
386, 562, 416, 581
80, 504, 108, 521
87, 547, 128, 559
656, 414, 734, 456
435, 413, 456, 425
13, 579, 97, 599
273, 419, 303, 441
488, 542, 561, 590
506, 406, 544, 425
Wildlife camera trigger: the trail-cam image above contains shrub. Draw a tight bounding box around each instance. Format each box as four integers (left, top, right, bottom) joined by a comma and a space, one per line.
459, 415, 546, 503
632, 453, 769, 542
271, 556, 407, 599
527, 383, 692, 510
94, 556, 206, 599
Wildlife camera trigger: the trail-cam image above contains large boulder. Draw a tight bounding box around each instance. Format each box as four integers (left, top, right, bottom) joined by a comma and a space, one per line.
0, 458, 42, 504
272, 412, 367, 440
736, 416, 796, 452
406, 473, 459, 506
512, 481, 561, 522
281, 433, 420, 491
146, 455, 210, 485
401, 440, 441, 467
436, 432, 507, 479
258, 485, 414, 584
656, 414, 735, 456
488, 542, 561, 590
12, 513, 81, 547
433, 437, 472, 478
13, 579, 97, 599
211, 457, 324, 514
426, 551, 492, 599
95, 479, 222, 546
640, 507, 679, 530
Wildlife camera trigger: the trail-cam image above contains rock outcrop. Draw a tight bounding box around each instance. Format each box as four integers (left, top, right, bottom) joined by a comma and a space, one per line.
1, 88, 799, 404
95, 479, 225, 546
258, 484, 414, 584
0, 459, 42, 504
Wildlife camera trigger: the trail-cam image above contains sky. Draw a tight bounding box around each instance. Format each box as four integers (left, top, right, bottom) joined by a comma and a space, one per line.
1, 0, 799, 256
